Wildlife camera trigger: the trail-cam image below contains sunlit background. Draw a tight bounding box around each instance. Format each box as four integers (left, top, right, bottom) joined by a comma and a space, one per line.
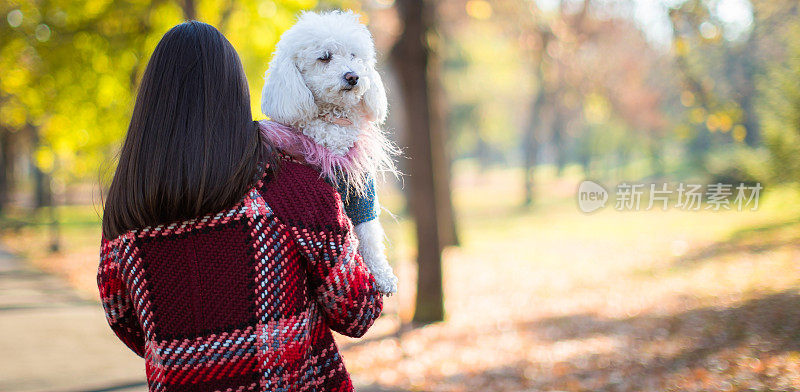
1, 0, 799, 391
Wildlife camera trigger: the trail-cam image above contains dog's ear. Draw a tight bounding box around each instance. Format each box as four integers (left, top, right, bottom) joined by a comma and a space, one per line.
361, 67, 388, 124
261, 55, 317, 125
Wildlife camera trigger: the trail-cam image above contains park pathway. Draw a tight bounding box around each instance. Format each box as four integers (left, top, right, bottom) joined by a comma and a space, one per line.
0, 247, 146, 392
0, 247, 401, 392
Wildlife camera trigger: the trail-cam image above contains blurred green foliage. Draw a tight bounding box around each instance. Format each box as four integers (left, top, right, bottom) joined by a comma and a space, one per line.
2, 0, 800, 201
442, 20, 528, 165
436, 0, 800, 191
758, 24, 800, 184
0, 0, 356, 186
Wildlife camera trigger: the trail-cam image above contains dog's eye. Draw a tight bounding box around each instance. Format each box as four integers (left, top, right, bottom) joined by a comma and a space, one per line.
351, 53, 356, 59
318, 51, 332, 63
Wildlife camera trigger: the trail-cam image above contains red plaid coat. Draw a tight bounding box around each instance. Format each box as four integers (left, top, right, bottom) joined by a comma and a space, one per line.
97, 158, 383, 391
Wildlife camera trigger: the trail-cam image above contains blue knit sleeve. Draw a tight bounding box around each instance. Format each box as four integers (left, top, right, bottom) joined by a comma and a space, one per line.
337, 176, 378, 226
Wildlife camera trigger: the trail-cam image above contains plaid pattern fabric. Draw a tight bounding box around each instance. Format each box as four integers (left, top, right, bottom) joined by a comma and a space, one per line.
98, 158, 383, 392
276, 149, 379, 226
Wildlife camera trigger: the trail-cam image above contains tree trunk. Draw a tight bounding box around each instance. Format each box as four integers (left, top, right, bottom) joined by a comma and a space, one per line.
522, 115, 538, 206
736, 46, 760, 146
0, 129, 12, 214
688, 123, 710, 168
28, 125, 59, 251
182, 0, 197, 20
649, 138, 665, 178
523, 74, 546, 206
427, 39, 459, 248
552, 105, 567, 176
29, 127, 51, 209
523, 29, 550, 206
392, 0, 445, 324
730, 17, 760, 146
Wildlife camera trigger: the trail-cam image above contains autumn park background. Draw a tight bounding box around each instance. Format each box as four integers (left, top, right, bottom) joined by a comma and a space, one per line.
1, 0, 799, 391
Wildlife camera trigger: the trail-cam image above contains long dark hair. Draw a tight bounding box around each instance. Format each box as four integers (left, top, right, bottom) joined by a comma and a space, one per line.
102, 21, 274, 239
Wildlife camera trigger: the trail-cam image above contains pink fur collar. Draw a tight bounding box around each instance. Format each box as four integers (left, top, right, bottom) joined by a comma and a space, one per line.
258, 120, 397, 196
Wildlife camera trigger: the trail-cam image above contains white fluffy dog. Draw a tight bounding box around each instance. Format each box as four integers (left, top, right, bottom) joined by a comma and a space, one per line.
260, 10, 399, 294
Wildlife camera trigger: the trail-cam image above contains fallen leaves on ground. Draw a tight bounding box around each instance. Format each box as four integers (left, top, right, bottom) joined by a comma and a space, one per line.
4, 173, 800, 392
338, 177, 800, 392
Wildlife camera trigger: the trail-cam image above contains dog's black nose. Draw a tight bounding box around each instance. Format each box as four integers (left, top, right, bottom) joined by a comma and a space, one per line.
344, 72, 359, 86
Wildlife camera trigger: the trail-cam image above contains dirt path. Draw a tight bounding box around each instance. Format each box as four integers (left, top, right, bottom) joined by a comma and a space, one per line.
0, 246, 404, 392
0, 247, 146, 392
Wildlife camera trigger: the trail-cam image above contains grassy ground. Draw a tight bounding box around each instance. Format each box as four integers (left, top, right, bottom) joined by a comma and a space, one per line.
1, 203, 105, 298
2, 164, 799, 391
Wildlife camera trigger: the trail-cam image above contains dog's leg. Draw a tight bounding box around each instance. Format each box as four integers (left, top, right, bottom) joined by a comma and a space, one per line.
354, 218, 398, 294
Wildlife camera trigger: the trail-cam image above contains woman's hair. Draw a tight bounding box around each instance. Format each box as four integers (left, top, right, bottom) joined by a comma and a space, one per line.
102, 21, 275, 239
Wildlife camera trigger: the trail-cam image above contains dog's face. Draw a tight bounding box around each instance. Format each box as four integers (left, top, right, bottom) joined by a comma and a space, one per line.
261, 11, 388, 125
294, 39, 371, 108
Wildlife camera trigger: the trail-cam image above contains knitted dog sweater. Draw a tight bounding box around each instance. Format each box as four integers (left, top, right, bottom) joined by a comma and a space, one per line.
97, 157, 383, 391
336, 175, 378, 225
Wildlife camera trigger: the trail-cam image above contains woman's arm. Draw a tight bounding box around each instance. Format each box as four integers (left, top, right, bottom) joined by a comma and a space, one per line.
97, 236, 146, 357
261, 159, 384, 338
294, 203, 384, 337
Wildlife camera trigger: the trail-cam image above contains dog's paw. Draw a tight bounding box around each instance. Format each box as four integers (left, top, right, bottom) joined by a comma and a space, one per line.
373, 271, 398, 295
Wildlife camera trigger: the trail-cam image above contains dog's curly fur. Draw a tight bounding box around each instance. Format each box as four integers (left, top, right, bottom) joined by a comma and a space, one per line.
260, 10, 398, 196
260, 10, 399, 294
